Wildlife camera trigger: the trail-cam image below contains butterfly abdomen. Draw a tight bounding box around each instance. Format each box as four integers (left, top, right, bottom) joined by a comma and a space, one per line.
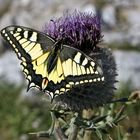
47, 51, 58, 74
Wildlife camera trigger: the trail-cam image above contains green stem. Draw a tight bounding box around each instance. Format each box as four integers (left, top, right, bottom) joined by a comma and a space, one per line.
83, 109, 94, 140
68, 113, 79, 140
54, 119, 66, 140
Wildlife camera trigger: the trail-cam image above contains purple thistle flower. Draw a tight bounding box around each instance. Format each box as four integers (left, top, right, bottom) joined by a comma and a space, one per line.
43, 11, 102, 52
43, 11, 117, 110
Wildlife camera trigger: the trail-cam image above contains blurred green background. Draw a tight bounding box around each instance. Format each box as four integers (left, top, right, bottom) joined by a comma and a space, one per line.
0, 0, 140, 140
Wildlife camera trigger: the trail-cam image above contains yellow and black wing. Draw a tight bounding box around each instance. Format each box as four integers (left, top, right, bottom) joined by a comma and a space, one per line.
1, 26, 104, 100
1, 26, 55, 91
47, 45, 105, 96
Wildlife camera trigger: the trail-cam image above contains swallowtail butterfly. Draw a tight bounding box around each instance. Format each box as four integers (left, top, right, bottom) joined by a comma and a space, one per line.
1, 26, 104, 101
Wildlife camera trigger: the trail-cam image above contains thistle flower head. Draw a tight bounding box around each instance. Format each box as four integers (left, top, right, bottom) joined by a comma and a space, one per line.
44, 11, 102, 51
43, 11, 117, 111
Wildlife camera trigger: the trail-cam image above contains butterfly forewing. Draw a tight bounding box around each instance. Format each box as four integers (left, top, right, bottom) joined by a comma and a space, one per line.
1, 26, 55, 90
59, 45, 104, 83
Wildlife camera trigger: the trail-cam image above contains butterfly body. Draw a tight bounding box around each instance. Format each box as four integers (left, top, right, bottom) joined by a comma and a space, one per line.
1, 26, 105, 105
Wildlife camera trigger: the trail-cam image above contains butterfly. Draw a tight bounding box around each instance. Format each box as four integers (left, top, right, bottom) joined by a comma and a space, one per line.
0, 26, 104, 101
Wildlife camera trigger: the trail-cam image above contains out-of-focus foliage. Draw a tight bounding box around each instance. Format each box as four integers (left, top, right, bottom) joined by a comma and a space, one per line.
0, 81, 52, 140
117, 82, 140, 140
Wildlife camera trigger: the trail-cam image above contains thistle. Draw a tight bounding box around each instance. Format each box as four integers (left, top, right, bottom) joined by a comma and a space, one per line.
44, 11, 102, 52
44, 11, 117, 111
